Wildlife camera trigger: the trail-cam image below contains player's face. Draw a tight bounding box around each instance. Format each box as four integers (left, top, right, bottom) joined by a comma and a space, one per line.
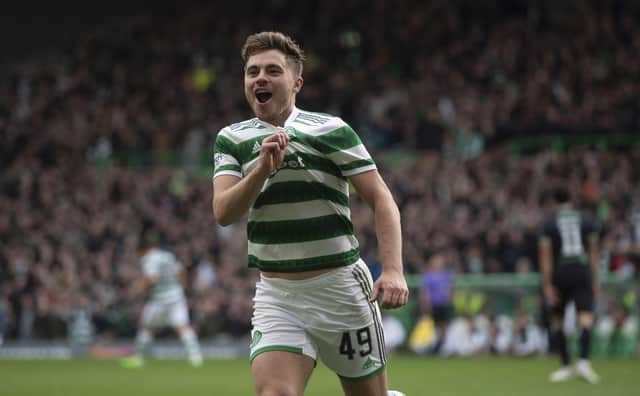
244, 49, 303, 126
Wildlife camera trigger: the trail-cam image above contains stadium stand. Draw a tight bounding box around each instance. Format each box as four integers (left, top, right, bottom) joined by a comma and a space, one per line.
0, 0, 638, 357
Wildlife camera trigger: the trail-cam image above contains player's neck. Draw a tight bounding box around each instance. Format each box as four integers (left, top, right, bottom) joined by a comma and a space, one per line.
257, 105, 295, 128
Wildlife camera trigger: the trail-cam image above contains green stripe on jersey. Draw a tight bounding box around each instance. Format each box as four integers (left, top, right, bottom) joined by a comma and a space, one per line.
340, 159, 375, 172
296, 126, 362, 154
248, 214, 354, 244
262, 152, 344, 179
558, 210, 580, 219
215, 164, 241, 174
253, 181, 349, 209
234, 136, 269, 162
289, 152, 343, 178
249, 248, 360, 272
214, 134, 239, 157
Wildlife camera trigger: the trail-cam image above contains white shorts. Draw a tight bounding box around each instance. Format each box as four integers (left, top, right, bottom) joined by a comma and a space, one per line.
250, 259, 387, 380
141, 299, 189, 328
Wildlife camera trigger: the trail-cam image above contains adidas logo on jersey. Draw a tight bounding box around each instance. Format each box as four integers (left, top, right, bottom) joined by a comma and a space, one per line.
252, 141, 261, 154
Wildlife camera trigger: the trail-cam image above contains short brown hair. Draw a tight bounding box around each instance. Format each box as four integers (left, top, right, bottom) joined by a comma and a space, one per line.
241, 31, 305, 76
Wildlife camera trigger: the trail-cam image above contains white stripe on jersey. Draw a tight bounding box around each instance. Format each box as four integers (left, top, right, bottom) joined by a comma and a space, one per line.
268, 169, 348, 195
249, 199, 351, 222
222, 126, 271, 144
326, 144, 373, 166
290, 117, 346, 136
248, 235, 359, 262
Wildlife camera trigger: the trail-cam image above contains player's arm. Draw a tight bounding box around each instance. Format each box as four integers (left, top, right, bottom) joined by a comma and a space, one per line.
131, 274, 157, 301
538, 236, 557, 305
179, 268, 187, 288
212, 132, 288, 226
349, 169, 408, 309
587, 233, 600, 299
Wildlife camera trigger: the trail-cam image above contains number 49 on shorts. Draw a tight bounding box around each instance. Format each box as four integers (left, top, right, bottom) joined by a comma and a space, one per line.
339, 327, 372, 359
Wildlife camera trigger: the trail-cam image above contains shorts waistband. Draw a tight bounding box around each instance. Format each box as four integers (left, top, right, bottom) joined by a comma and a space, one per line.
258, 259, 365, 291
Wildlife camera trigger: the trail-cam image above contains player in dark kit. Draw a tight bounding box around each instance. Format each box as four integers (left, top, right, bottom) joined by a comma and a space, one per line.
539, 187, 600, 383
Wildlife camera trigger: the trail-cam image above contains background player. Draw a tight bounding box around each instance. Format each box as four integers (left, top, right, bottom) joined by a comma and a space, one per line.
539, 187, 600, 383
121, 231, 203, 368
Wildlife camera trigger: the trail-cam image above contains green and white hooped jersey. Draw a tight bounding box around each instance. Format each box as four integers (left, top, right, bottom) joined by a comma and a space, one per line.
142, 248, 185, 303
213, 107, 376, 272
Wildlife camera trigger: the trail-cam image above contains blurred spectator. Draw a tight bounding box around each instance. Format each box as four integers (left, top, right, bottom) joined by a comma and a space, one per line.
382, 314, 408, 354
419, 252, 454, 353
511, 309, 547, 356
439, 315, 491, 357
594, 300, 639, 358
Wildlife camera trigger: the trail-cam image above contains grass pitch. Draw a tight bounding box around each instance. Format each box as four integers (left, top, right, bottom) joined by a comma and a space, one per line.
0, 356, 638, 396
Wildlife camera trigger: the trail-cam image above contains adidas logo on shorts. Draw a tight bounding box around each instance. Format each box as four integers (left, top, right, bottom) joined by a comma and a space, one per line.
250, 330, 262, 348
362, 356, 375, 370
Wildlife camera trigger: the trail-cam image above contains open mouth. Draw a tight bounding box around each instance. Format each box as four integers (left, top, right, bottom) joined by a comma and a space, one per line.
255, 91, 272, 104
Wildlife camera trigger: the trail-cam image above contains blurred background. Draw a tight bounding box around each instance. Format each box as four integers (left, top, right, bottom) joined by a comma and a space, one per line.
0, 0, 638, 360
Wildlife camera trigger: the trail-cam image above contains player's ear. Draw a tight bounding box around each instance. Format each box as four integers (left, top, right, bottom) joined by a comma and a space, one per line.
293, 76, 303, 93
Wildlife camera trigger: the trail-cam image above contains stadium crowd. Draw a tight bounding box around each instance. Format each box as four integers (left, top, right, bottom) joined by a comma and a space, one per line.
1, 0, 639, 346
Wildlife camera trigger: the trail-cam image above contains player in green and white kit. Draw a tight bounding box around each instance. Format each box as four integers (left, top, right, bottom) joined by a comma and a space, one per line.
121, 234, 203, 368
213, 32, 407, 396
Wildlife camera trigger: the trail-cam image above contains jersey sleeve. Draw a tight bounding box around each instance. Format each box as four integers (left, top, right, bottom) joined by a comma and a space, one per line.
317, 123, 377, 177
213, 128, 242, 179
142, 255, 159, 276
172, 255, 184, 274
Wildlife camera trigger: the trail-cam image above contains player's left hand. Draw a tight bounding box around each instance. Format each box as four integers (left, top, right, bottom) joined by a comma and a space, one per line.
370, 270, 409, 309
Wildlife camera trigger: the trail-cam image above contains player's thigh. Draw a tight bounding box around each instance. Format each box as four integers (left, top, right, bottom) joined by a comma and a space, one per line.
550, 290, 570, 320
312, 260, 388, 382
573, 275, 594, 312
551, 272, 571, 320
251, 350, 315, 396
315, 321, 387, 380
141, 302, 163, 327
168, 300, 189, 327
340, 369, 388, 396
574, 288, 595, 326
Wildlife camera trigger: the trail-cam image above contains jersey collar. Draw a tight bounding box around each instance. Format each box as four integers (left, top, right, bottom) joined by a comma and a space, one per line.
256, 106, 300, 129
283, 106, 300, 127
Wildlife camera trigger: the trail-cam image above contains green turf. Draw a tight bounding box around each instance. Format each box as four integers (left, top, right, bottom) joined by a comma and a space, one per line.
0, 356, 638, 396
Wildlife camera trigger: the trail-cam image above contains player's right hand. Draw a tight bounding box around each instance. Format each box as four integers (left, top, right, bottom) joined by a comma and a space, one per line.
257, 131, 288, 175
371, 269, 409, 309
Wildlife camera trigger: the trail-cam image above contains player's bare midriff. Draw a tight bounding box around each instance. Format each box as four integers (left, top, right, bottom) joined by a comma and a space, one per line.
261, 267, 335, 280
